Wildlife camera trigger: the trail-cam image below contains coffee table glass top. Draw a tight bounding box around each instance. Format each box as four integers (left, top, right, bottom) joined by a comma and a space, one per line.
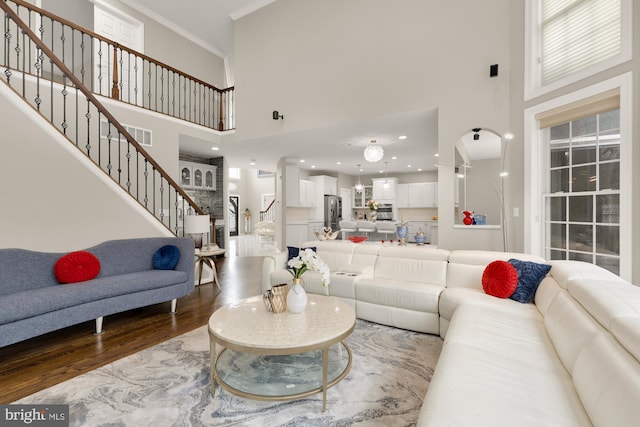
209, 294, 356, 350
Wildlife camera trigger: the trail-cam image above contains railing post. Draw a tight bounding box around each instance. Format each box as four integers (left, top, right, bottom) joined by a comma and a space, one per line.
111, 43, 119, 100
218, 91, 224, 131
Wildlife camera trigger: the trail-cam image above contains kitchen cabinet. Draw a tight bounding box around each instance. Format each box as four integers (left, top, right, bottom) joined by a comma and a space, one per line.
353, 185, 373, 208
397, 182, 437, 207
286, 166, 315, 207
299, 179, 315, 207
310, 175, 337, 196
372, 177, 397, 201
179, 161, 216, 190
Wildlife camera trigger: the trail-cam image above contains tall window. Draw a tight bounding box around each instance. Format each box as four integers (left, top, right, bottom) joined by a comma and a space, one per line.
526, 0, 629, 98
544, 107, 620, 274
541, 0, 621, 85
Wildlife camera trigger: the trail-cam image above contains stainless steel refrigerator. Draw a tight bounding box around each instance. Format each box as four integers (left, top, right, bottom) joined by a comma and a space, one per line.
324, 195, 342, 231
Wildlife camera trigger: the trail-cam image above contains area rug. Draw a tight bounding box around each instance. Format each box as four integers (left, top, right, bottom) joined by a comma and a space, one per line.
16, 320, 443, 426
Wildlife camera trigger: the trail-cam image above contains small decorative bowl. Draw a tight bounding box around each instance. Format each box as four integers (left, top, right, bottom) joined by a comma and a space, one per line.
348, 236, 368, 243
415, 235, 426, 245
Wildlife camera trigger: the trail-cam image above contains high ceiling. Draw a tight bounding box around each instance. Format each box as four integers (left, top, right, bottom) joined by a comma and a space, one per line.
180, 108, 440, 176
122, 0, 440, 176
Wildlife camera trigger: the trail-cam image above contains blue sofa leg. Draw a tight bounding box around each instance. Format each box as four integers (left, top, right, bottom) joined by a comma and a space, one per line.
170, 299, 177, 314
94, 317, 104, 335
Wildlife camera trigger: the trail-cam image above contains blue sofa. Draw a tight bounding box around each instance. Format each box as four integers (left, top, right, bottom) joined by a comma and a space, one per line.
0, 237, 195, 347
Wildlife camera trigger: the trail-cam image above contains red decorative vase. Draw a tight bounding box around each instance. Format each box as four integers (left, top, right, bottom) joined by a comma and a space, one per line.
462, 211, 473, 225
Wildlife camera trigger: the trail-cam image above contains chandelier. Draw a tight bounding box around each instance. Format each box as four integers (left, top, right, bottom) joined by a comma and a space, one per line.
364, 139, 384, 163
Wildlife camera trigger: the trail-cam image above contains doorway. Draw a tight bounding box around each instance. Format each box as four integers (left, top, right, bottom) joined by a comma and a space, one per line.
93, 5, 144, 104
229, 196, 239, 237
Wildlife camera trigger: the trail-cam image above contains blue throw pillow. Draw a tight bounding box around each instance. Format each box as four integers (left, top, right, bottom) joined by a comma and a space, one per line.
508, 258, 552, 303
287, 246, 317, 262
152, 245, 181, 270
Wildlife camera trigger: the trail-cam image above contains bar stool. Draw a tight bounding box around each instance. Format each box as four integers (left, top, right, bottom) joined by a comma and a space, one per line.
339, 220, 357, 240
356, 220, 376, 239
376, 221, 396, 241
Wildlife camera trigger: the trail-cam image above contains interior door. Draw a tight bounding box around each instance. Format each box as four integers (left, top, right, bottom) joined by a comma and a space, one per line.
93, 5, 143, 105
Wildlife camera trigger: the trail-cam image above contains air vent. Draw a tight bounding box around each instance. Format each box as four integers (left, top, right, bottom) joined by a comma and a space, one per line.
100, 120, 152, 147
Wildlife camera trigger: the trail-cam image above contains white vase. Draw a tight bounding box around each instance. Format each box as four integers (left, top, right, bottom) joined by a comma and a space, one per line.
287, 278, 307, 313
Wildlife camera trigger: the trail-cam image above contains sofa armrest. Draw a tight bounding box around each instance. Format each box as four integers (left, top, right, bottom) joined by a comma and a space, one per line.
262, 251, 288, 293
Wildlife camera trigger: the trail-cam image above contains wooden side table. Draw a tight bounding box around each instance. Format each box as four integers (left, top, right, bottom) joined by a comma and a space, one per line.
195, 246, 225, 289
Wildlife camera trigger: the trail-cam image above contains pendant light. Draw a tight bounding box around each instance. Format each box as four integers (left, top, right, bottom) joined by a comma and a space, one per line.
383, 161, 390, 189
354, 164, 364, 192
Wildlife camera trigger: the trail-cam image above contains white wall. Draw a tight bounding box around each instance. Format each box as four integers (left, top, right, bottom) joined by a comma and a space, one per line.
0, 85, 171, 251
234, 0, 512, 251
41, 0, 226, 87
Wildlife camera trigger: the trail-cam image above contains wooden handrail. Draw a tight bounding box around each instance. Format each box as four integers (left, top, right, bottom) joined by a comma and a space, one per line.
8, 0, 233, 94
0, 1, 204, 218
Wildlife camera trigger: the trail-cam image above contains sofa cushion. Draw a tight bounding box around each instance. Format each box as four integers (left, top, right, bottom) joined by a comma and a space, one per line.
373, 247, 449, 285
446, 250, 546, 290
356, 278, 443, 313
482, 260, 518, 298
54, 251, 101, 284
152, 245, 181, 270
420, 304, 592, 427
0, 270, 188, 325
303, 240, 355, 271
439, 287, 533, 324
509, 259, 552, 303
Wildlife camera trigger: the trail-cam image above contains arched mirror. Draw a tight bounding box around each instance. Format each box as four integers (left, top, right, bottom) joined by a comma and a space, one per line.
454, 129, 503, 226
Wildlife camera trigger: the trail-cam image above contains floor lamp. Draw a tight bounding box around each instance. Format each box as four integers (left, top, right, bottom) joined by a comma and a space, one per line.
184, 214, 210, 249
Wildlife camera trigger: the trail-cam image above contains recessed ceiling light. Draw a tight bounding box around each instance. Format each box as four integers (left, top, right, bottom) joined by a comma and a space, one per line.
398, 135, 407, 140
211, 146, 219, 151
311, 165, 316, 168
249, 159, 256, 166
407, 165, 412, 168
336, 161, 341, 165
300, 159, 305, 163
504, 133, 514, 140
391, 156, 397, 160
417, 168, 423, 172
434, 153, 439, 157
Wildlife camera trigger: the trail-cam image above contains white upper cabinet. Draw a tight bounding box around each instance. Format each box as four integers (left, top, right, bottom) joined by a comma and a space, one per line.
397, 182, 437, 207
372, 177, 397, 201
310, 175, 337, 196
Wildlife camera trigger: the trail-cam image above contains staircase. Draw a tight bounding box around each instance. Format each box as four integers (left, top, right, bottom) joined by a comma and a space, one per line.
0, 0, 235, 238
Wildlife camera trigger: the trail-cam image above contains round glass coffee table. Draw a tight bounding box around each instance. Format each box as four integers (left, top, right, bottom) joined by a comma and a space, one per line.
208, 294, 356, 411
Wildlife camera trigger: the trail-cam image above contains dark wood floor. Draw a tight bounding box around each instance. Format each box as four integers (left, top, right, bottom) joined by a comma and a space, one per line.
0, 256, 264, 403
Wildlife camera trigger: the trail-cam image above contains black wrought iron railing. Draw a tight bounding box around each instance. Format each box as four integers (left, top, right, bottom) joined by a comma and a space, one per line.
1, 0, 205, 234
2, 0, 234, 131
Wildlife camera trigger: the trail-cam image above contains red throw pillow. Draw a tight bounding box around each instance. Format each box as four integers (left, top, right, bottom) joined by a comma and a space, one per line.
54, 251, 101, 284
482, 260, 518, 298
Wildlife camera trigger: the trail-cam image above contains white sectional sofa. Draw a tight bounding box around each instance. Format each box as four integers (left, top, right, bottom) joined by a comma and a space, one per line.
262, 241, 640, 426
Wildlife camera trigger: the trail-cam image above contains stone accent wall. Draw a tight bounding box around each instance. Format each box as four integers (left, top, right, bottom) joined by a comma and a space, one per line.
180, 154, 225, 248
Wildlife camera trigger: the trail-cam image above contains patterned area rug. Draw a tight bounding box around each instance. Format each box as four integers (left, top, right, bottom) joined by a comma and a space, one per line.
17, 320, 442, 426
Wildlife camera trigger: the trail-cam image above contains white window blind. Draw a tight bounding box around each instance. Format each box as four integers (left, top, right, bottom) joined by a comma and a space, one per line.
541, 0, 621, 86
